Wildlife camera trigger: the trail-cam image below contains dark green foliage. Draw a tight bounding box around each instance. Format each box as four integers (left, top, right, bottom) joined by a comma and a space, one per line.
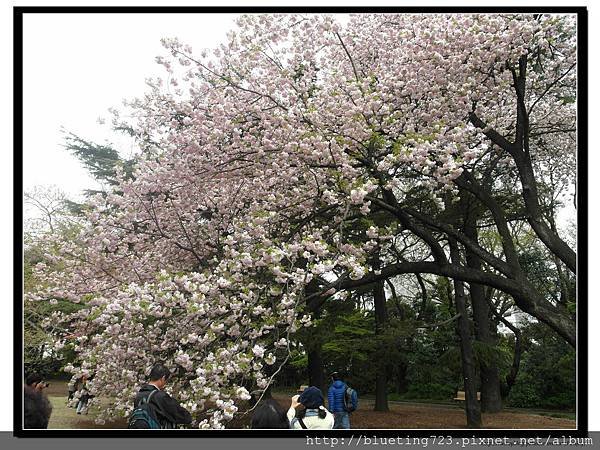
319, 300, 379, 393
507, 322, 575, 410
62, 199, 88, 216
400, 383, 456, 401
517, 248, 559, 301
404, 327, 461, 399
24, 294, 84, 378
278, 273, 574, 411
62, 131, 135, 196
284, 281, 464, 400
507, 382, 539, 408
472, 341, 512, 370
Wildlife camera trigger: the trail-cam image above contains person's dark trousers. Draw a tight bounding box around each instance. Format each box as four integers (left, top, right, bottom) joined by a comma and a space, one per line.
333, 411, 350, 429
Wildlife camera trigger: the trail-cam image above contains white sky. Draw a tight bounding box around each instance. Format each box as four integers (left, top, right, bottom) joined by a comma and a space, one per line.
23, 13, 239, 200
5, 2, 600, 432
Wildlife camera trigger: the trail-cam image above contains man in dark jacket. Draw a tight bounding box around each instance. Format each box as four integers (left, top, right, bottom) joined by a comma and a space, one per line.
132, 363, 192, 429
327, 371, 357, 429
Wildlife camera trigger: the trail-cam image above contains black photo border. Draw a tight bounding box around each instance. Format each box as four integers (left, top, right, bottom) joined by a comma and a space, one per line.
13, 5, 589, 439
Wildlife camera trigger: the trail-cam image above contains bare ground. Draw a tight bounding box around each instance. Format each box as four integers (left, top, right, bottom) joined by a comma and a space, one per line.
43, 381, 575, 429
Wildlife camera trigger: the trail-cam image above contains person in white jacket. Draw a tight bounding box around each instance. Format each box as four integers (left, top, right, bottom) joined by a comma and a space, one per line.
287, 386, 334, 429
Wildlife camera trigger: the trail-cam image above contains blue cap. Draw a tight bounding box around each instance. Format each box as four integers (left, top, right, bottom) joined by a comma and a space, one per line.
298, 386, 324, 409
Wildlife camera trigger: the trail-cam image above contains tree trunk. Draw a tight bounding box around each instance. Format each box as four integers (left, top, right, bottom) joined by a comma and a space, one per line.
471, 292, 503, 412
307, 346, 325, 394
464, 215, 503, 413
373, 256, 389, 411
306, 282, 325, 394
450, 239, 482, 428
495, 312, 524, 398
374, 371, 388, 412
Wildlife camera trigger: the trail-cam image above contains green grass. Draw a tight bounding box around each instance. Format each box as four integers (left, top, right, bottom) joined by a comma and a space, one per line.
46, 395, 127, 429
47, 396, 84, 429
43, 380, 127, 429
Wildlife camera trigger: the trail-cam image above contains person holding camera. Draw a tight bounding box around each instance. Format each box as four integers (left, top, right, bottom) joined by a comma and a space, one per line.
24, 373, 52, 428
287, 386, 334, 429
25, 373, 49, 391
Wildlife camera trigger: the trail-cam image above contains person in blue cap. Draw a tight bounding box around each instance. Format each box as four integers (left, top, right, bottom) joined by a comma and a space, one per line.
287, 386, 334, 429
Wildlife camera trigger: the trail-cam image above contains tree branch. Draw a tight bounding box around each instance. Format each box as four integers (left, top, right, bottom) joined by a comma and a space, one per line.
335, 31, 362, 86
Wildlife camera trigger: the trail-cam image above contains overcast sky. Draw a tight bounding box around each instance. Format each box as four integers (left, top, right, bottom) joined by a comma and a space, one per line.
23, 13, 239, 200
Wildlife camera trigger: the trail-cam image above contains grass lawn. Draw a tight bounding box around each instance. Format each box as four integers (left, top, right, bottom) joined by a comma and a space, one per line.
47, 395, 127, 429
44, 380, 127, 429
47, 396, 78, 429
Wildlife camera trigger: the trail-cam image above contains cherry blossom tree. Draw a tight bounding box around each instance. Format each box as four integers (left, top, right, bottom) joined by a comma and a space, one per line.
29, 13, 577, 428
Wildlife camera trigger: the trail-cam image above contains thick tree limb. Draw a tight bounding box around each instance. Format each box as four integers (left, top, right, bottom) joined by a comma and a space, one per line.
313, 259, 575, 346
468, 113, 518, 154
399, 201, 515, 278
468, 114, 576, 273
374, 189, 448, 264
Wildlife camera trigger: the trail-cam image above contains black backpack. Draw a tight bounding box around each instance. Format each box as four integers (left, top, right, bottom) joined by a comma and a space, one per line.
343, 386, 358, 413
128, 390, 161, 429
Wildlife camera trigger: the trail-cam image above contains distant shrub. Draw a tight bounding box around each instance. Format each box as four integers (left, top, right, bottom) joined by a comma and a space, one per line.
399, 382, 455, 400
507, 383, 540, 408
540, 392, 576, 410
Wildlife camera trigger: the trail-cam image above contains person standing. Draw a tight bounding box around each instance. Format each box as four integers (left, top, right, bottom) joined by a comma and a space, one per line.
131, 363, 192, 429
67, 374, 82, 404
75, 374, 91, 414
327, 371, 358, 429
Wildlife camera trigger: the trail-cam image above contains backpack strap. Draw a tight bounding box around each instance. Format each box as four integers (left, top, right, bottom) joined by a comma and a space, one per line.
143, 389, 158, 405
139, 389, 161, 428
129, 390, 161, 429
298, 418, 308, 429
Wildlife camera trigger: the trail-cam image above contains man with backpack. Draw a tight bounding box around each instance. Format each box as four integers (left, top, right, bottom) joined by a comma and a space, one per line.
327, 371, 358, 429
129, 363, 192, 429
